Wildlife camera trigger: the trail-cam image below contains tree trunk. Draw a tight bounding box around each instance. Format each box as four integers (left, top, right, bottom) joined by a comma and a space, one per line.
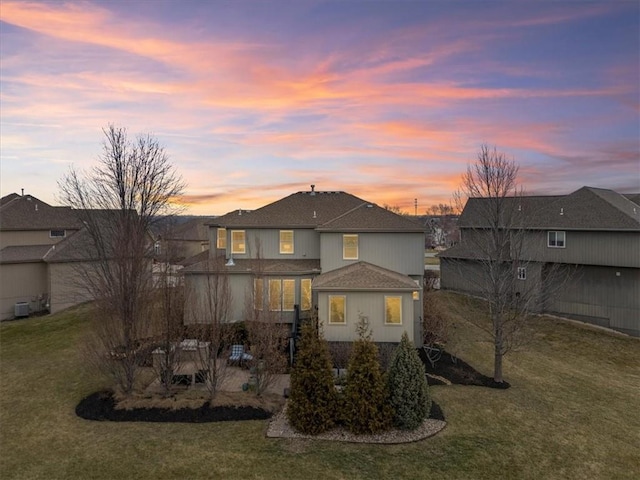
493, 347, 503, 383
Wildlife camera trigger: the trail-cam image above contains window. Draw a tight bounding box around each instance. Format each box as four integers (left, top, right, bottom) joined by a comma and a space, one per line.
269, 279, 281, 311
268, 279, 295, 311
279, 230, 294, 254
217, 228, 227, 249
385, 296, 402, 325
254, 278, 263, 310
343, 234, 358, 260
517, 267, 526, 280
413, 280, 420, 300
329, 295, 346, 324
548, 231, 565, 248
231, 230, 245, 254
301, 279, 312, 311
282, 279, 295, 311
50, 230, 65, 238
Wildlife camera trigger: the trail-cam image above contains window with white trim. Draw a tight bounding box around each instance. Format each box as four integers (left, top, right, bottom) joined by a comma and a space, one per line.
279, 230, 294, 254
217, 228, 227, 249
231, 230, 245, 253
548, 231, 565, 248
268, 279, 295, 311
385, 296, 402, 325
517, 267, 526, 280
268, 279, 281, 311
328, 295, 346, 324
301, 279, 312, 311
413, 279, 420, 300
343, 234, 358, 260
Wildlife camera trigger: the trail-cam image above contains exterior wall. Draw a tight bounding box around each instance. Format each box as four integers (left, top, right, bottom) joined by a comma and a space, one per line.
318, 290, 415, 343
547, 265, 639, 336
48, 262, 94, 314
222, 228, 320, 260
522, 230, 640, 268
0, 230, 77, 249
0, 262, 48, 320
184, 273, 251, 324
320, 232, 424, 276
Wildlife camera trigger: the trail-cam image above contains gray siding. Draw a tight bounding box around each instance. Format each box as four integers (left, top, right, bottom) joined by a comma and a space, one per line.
0, 263, 48, 320
318, 290, 415, 343
522, 230, 640, 268
221, 228, 320, 260
48, 262, 94, 314
320, 232, 424, 275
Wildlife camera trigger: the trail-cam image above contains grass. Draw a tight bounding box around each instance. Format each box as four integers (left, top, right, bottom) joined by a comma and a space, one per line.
1, 295, 639, 479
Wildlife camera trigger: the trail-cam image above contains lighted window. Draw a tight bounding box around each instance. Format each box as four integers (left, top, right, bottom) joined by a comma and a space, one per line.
269, 279, 281, 311
548, 231, 565, 248
517, 267, 526, 280
231, 230, 245, 254
217, 228, 227, 249
254, 278, 263, 310
283, 279, 295, 311
279, 230, 294, 254
343, 234, 358, 260
329, 295, 346, 324
385, 296, 402, 325
301, 279, 312, 311
413, 280, 420, 300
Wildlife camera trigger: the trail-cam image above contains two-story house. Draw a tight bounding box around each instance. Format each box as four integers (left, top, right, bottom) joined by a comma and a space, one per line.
182, 186, 426, 344
439, 186, 640, 337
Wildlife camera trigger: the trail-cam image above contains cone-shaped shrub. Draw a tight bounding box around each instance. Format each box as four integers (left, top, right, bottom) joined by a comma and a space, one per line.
387, 331, 431, 430
342, 318, 392, 434
287, 320, 337, 434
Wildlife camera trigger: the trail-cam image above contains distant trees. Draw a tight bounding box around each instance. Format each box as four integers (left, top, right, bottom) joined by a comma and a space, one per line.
59, 125, 185, 394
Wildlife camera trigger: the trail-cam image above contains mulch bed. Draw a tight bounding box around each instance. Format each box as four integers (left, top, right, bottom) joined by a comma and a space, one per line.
418, 348, 511, 389
76, 390, 272, 422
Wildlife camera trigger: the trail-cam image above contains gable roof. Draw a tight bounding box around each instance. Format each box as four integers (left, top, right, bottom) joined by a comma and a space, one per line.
0, 193, 82, 231
182, 253, 320, 275
210, 190, 366, 228
317, 202, 425, 232
312, 261, 417, 291
162, 217, 214, 241
459, 187, 640, 231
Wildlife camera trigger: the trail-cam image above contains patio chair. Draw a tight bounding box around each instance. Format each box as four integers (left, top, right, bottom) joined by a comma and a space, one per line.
229, 344, 253, 366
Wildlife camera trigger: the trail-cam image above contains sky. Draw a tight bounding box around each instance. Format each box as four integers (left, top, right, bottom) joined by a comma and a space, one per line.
1, 1, 638, 215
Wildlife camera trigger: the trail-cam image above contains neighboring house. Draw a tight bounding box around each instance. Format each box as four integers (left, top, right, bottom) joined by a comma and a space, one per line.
440, 186, 640, 337
154, 216, 215, 262
0, 193, 83, 319
183, 186, 426, 344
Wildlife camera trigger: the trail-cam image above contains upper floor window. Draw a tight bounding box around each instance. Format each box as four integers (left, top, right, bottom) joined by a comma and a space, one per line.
548, 231, 565, 248
217, 228, 227, 249
50, 230, 65, 238
343, 234, 358, 260
517, 267, 526, 280
231, 230, 245, 254
301, 279, 312, 311
328, 295, 346, 324
279, 230, 294, 254
385, 296, 402, 325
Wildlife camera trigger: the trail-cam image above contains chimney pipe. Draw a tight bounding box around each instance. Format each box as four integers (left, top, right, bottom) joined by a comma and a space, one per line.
21, 188, 24, 196
310, 184, 316, 196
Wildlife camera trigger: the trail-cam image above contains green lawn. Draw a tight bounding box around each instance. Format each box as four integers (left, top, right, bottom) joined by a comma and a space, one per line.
1, 295, 639, 480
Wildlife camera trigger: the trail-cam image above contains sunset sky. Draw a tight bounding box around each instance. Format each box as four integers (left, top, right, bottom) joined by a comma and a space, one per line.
1, 1, 638, 215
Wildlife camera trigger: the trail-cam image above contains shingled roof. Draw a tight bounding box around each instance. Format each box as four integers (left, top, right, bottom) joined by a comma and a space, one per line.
182, 254, 320, 275
0, 193, 82, 231
0, 245, 53, 264
210, 188, 424, 232
312, 261, 417, 291
459, 187, 640, 231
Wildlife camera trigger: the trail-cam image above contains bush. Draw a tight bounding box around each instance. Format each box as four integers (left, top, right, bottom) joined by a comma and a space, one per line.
287, 321, 337, 434
387, 332, 431, 430
341, 319, 392, 434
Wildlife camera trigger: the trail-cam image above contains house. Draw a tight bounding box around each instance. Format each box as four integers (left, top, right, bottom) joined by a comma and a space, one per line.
153, 216, 215, 262
439, 186, 640, 337
0, 193, 84, 319
182, 186, 426, 344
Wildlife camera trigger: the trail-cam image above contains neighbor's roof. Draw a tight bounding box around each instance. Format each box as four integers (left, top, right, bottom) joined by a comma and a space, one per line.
459, 187, 640, 231
0, 193, 82, 231
312, 261, 417, 291
0, 244, 53, 264
182, 254, 321, 275
210, 189, 424, 232
162, 217, 214, 241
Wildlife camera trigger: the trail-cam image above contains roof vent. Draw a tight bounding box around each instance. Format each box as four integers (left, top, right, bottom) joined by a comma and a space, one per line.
238, 209, 242, 216
518, 204, 522, 211
560, 207, 564, 216
313, 210, 317, 218
310, 184, 316, 196
367, 204, 373, 208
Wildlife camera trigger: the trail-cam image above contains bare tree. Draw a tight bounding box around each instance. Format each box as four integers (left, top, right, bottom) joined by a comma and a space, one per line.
451, 144, 566, 383
59, 125, 185, 394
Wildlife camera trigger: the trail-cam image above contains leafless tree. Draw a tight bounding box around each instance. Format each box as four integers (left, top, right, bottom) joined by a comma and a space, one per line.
451, 144, 567, 383
59, 125, 185, 394
184, 254, 234, 400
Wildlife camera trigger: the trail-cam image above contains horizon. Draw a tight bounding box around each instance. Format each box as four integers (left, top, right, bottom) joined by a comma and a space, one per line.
1, 1, 638, 215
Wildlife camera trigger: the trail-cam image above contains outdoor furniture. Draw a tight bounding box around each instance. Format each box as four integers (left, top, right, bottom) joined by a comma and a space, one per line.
229, 344, 253, 366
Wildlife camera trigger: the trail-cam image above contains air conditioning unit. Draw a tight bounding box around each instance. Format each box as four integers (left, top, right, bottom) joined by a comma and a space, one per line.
15, 302, 29, 318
